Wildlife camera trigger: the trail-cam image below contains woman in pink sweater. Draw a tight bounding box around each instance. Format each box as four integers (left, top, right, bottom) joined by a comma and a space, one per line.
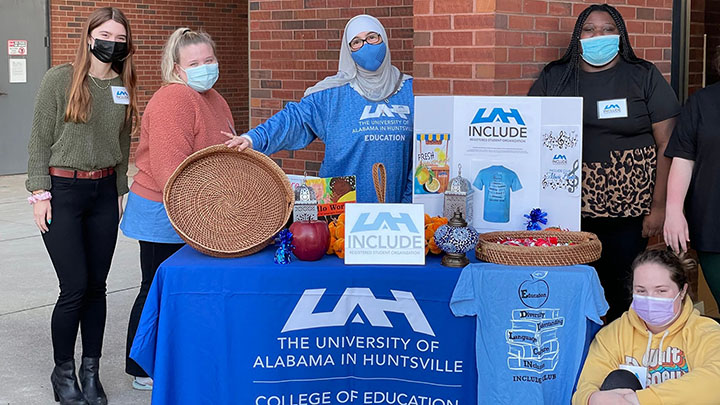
119, 27, 233, 390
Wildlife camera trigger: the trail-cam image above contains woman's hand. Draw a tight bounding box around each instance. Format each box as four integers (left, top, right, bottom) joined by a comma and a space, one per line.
118, 195, 124, 222
33, 194, 52, 233
223, 131, 253, 151
642, 207, 664, 238
664, 209, 690, 253
589, 389, 637, 405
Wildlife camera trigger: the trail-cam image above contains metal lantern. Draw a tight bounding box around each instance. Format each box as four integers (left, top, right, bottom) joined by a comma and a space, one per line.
433, 209, 479, 267
443, 164, 474, 223
293, 177, 318, 222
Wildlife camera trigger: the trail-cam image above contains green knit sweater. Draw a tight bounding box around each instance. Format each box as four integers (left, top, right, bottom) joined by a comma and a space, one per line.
26, 64, 132, 194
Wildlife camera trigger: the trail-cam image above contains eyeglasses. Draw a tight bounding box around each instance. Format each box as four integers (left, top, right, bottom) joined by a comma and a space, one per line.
349, 33, 382, 51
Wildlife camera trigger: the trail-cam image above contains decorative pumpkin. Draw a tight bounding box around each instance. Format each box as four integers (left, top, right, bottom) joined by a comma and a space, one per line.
289, 220, 330, 261
424, 214, 448, 255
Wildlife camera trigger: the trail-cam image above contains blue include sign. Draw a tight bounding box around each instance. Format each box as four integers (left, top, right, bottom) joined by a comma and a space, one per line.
344, 203, 426, 265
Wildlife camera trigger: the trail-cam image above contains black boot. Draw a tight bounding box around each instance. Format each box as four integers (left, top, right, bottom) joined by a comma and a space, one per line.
78, 357, 107, 405
50, 361, 88, 405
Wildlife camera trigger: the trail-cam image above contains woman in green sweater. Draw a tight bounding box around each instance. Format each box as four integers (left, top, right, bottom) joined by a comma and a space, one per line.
26, 7, 138, 405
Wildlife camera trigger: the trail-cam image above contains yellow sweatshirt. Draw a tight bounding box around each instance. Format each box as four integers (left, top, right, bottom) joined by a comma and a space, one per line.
573, 298, 720, 405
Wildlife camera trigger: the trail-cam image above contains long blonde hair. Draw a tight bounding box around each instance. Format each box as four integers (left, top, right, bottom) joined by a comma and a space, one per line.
160, 28, 217, 85
65, 7, 138, 126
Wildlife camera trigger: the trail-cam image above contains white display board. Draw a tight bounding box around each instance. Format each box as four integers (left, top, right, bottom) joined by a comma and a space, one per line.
413, 96, 583, 232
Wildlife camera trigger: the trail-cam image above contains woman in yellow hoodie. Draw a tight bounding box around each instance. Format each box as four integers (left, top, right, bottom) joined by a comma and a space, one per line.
573, 249, 720, 405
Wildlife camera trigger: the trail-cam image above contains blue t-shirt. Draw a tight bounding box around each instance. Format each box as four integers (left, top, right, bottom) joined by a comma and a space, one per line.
473, 165, 522, 223
120, 191, 184, 244
247, 79, 414, 204
450, 263, 608, 404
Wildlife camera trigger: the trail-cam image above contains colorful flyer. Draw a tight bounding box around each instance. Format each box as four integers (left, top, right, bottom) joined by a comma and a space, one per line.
414, 133, 450, 195
306, 175, 357, 217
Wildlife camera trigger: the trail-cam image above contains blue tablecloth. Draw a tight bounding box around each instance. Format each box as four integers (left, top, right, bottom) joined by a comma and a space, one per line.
130, 246, 479, 404
451, 262, 608, 404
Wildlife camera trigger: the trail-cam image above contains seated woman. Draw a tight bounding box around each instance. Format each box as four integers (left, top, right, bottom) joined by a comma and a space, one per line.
573, 249, 720, 404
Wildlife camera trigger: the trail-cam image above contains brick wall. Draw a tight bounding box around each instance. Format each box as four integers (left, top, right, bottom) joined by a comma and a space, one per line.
688, 0, 706, 95
413, 0, 675, 96
49, 0, 249, 160
248, 0, 414, 175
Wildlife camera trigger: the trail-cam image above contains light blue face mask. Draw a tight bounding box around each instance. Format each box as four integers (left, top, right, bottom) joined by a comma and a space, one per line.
351, 43, 386, 72
580, 34, 620, 67
181, 63, 219, 92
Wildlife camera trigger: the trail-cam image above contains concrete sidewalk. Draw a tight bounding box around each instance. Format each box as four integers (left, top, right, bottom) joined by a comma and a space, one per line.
0, 173, 151, 405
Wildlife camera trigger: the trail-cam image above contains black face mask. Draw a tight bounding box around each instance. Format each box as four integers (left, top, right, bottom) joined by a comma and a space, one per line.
89, 38, 129, 63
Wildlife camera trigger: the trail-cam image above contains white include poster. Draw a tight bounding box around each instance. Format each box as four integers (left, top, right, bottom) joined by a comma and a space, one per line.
413, 96, 583, 232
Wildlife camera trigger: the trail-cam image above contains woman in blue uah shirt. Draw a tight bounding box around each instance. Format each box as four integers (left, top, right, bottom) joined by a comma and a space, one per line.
225, 14, 413, 204
528, 4, 680, 322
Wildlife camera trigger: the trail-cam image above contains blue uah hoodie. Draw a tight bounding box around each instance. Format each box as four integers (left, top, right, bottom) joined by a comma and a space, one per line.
247, 79, 414, 204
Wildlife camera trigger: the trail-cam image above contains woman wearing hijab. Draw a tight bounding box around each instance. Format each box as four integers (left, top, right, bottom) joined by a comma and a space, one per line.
226, 14, 413, 203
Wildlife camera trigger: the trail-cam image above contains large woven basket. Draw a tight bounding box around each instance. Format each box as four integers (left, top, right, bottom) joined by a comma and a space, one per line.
163, 145, 294, 258
475, 230, 602, 266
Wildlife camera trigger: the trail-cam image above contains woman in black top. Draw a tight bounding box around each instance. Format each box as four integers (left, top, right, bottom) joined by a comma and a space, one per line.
528, 4, 680, 322
664, 65, 720, 309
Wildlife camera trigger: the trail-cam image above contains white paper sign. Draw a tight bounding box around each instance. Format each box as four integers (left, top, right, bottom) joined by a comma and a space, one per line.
344, 203, 425, 265
9, 59, 27, 83
413, 96, 583, 232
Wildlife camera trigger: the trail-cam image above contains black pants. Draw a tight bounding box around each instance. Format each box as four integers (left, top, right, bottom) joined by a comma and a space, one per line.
126, 240, 183, 377
600, 369, 643, 391
42, 175, 119, 365
582, 216, 648, 323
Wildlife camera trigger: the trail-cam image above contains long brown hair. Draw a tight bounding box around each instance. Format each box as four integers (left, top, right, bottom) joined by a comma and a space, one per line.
65, 7, 138, 127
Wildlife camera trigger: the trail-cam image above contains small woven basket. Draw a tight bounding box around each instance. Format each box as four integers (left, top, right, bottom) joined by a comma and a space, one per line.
164, 145, 294, 258
475, 230, 602, 266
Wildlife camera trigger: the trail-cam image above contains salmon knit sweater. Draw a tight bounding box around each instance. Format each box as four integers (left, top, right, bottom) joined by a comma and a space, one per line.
131, 83, 233, 202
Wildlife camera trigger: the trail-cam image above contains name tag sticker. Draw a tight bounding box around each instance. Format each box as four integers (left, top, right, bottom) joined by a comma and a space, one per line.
618, 364, 647, 389
111, 86, 130, 105
597, 98, 627, 119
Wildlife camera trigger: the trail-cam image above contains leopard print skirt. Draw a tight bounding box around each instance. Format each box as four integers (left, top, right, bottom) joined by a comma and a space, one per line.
582, 145, 656, 218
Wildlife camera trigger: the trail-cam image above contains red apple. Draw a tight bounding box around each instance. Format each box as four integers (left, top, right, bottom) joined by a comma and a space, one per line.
289, 220, 330, 261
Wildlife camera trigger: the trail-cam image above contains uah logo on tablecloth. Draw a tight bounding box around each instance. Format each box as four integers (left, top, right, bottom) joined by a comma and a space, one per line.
469, 107, 527, 139
359, 104, 410, 120
282, 288, 435, 336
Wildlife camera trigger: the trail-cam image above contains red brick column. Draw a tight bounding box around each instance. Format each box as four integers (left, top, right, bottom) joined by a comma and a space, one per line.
49, 0, 249, 160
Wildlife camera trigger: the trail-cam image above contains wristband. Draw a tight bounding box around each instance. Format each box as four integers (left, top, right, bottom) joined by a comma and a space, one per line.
28, 191, 52, 205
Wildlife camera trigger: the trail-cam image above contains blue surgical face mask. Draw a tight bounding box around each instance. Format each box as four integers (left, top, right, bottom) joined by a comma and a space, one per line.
580, 34, 620, 67
351, 43, 386, 72
181, 63, 219, 92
